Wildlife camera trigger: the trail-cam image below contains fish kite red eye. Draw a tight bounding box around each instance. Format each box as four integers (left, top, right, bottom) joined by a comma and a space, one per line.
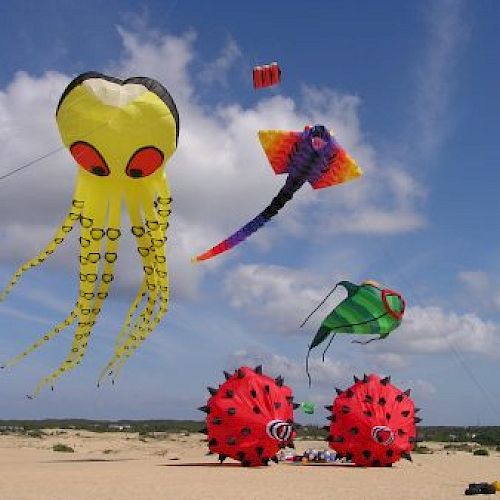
70, 141, 109, 177
126, 146, 164, 178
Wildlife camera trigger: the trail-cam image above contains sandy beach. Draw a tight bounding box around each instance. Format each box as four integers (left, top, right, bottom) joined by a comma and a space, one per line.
0, 431, 498, 500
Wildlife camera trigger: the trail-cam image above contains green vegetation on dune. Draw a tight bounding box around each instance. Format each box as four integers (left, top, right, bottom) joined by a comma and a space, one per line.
0, 419, 202, 434
0, 421, 500, 447
52, 443, 74, 452
418, 426, 500, 446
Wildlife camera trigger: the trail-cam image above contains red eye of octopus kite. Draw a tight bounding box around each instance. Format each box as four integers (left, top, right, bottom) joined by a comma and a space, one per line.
70, 141, 109, 177
126, 146, 164, 178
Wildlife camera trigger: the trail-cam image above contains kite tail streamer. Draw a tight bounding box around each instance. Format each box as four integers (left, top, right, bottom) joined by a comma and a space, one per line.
321, 333, 337, 362
351, 337, 381, 345
304, 333, 337, 388
192, 176, 306, 262
305, 347, 313, 388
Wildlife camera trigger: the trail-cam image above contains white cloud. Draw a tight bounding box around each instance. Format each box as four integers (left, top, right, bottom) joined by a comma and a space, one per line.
385, 305, 500, 356
0, 25, 425, 316
406, 378, 437, 398
458, 270, 490, 293
199, 37, 241, 86
332, 209, 425, 235
370, 352, 408, 371
226, 348, 437, 413
457, 270, 500, 310
0, 304, 54, 326
225, 263, 500, 359
228, 347, 352, 388
224, 263, 341, 332
111, 26, 196, 103
414, 0, 467, 157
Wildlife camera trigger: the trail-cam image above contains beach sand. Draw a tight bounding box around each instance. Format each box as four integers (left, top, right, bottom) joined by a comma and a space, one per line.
0, 431, 498, 500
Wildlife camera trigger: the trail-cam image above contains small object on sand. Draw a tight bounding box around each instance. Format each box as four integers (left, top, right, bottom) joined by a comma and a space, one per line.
465, 483, 496, 495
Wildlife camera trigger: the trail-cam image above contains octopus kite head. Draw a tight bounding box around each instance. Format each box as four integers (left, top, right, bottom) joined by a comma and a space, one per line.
0, 72, 179, 397
304, 124, 331, 151
56, 72, 179, 182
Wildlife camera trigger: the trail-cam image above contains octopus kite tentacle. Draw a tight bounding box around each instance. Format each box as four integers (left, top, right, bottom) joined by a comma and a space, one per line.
109, 194, 152, 355
97, 198, 157, 384
113, 280, 147, 354
62, 193, 121, 384
107, 186, 171, 381
30, 193, 110, 397
0, 197, 84, 305
1, 308, 79, 370
0, 187, 88, 370
107, 205, 170, 380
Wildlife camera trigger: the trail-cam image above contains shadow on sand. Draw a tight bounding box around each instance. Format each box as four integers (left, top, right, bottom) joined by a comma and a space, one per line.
43, 458, 137, 464
160, 462, 359, 468
160, 462, 245, 468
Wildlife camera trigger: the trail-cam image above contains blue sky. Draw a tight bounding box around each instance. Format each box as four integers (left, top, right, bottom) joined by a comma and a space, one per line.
0, 0, 499, 425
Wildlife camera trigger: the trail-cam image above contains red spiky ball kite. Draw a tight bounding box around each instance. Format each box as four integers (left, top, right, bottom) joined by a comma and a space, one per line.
325, 374, 421, 467
199, 366, 297, 466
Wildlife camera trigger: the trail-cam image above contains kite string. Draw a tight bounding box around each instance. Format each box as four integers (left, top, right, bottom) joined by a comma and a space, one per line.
380, 245, 500, 421
0, 83, 123, 184
300, 283, 339, 328
0, 147, 67, 182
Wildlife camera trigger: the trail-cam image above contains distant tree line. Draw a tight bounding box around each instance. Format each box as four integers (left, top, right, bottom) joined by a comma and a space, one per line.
0, 421, 499, 446
0, 419, 202, 434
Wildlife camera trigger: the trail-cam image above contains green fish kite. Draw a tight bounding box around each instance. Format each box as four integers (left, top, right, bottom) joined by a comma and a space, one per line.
303, 280, 406, 385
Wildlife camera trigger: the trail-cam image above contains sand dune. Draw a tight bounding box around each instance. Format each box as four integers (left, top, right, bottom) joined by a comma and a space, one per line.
0, 431, 498, 500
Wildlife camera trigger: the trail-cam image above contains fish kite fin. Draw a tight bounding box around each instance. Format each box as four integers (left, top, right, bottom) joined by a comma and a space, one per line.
310, 325, 333, 350
309, 141, 362, 190
258, 130, 302, 175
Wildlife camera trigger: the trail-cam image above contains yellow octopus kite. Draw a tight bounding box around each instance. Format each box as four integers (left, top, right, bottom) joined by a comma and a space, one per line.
0, 72, 179, 396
